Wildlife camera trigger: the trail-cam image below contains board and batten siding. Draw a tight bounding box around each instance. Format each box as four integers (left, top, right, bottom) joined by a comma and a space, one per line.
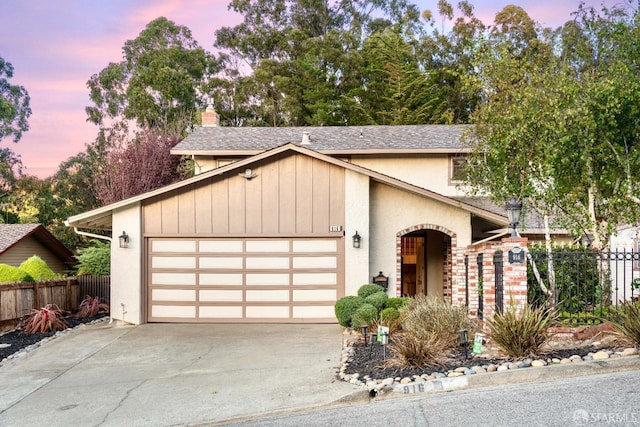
142, 153, 346, 236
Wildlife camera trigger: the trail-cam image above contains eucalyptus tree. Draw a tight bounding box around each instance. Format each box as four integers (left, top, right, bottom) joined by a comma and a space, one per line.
212, 0, 422, 126
0, 57, 31, 143
86, 17, 219, 130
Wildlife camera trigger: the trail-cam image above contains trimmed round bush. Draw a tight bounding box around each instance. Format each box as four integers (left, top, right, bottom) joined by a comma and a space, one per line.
334, 295, 364, 327
364, 291, 388, 310
0, 264, 34, 283
19, 255, 56, 280
351, 303, 379, 328
357, 284, 385, 299
385, 297, 410, 310
380, 307, 400, 324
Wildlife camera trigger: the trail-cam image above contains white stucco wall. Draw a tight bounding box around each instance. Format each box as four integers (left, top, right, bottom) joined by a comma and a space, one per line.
344, 170, 370, 296
369, 182, 473, 293
349, 155, 471, 197
110, 202, 143, 324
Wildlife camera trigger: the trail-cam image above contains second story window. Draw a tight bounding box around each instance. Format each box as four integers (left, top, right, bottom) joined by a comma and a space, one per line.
449, 155, 467, 184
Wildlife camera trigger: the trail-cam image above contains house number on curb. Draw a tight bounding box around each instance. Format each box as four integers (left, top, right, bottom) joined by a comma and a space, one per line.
508, 246, 525, 264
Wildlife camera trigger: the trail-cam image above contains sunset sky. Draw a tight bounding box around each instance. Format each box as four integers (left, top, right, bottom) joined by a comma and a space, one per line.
0, 0, 622, 178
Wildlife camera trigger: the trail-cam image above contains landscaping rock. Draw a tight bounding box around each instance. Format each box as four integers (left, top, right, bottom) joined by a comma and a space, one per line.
621, 348, 638, 356
471, 366, 486, 374
593, 351, 609, 360
531, 360, 546, 367
400, 377, 412, 384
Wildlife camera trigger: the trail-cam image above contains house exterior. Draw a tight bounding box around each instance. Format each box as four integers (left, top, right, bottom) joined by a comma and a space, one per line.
67, 123, 533, 325
0, 224, 76, 274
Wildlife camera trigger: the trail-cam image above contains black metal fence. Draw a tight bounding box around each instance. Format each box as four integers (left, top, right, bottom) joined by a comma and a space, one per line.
527, 248, 640, 324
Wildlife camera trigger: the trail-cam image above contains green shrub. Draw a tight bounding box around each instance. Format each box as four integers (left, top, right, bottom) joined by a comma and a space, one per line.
0, 264, 33, 283
357, 284, 385, 299
487, 304, 557, 358
76, 240, 111, 276
334, 295, 364, 327
364, 291, 388, 311
351, 303, 379, 328
19, 255, 56, 280
385, 297, 410, 310
380, 307, 400, 323
611, 301, 640, 346
401, 295, 470, 349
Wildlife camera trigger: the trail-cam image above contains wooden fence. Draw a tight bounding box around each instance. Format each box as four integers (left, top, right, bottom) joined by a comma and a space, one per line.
0, 276, 110, 332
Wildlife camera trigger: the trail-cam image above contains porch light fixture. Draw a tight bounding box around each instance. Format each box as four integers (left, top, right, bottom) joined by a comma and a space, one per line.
352, 231, 361, 248
118, 231, 129, 248
506, 196, 523, 238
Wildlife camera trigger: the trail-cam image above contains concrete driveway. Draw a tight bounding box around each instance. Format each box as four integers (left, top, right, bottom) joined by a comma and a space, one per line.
0, 320, 358, 426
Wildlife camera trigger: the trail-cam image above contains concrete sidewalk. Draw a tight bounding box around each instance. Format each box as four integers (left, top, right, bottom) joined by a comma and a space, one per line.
0, 321, 358, 426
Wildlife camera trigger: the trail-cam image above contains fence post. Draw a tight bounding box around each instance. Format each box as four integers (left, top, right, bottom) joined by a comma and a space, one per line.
33, 281, 40, 309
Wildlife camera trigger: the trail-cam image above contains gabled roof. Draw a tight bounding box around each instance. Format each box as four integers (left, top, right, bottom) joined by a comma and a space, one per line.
171, 124, 472, 156
0, 224, 76, 264
67, 143, 506, 231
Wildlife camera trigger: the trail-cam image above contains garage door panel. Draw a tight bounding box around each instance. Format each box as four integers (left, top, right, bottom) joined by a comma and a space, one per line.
199, 306, 243, 318
293, 289, 336, 301
148, 237, 342, 323
199, 290, 243, 302
152, 273, 196, 285
152, 257, 197, 269
293, 273, 337, 285
246, 257, 289, 269
152, 305, 196, 318
246, 290, 289, 302
245, 273, 290, 285
199, 257, 243, 269
246, 306, 290, 318
152, 289, 196, 302
199, 273, 243, 285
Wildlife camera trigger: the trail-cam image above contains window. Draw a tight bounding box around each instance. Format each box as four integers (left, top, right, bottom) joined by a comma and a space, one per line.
449, 155, 467, 184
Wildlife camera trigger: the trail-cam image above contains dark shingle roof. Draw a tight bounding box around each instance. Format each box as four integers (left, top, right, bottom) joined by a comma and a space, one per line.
172, 124, 471, 154
0, 224, 41, 253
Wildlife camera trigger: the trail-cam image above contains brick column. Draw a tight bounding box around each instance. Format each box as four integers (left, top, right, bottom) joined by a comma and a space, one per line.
501, 237, 529, 314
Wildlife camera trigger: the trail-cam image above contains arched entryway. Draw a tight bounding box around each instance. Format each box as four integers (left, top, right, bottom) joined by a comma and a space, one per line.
396, 225, 456, 300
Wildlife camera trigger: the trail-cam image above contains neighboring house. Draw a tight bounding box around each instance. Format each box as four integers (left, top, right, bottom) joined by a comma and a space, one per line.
67, 122, 542, 325
609, 225, 640, 303
0, 224, 76, 274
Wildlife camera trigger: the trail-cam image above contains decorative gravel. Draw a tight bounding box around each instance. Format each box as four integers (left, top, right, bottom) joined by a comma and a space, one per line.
0, 315, 108, 363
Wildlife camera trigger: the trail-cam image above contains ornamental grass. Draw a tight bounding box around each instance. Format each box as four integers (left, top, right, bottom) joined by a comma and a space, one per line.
611, 301, 640, 347
22, 304, 69, 334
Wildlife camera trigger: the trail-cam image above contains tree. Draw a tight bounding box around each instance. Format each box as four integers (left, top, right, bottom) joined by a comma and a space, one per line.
92, 122, 188, 205
463, 3, 640, 251
86, 17, 218, 129
212, 0, 422, 126
0, 57, 31, 143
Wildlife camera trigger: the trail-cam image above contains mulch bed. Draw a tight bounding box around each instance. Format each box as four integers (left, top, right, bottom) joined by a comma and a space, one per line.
344, 336, 621, 380
0, 314, 108, 361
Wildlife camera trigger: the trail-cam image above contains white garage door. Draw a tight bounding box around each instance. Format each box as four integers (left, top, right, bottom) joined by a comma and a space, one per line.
147, 237, 343, 323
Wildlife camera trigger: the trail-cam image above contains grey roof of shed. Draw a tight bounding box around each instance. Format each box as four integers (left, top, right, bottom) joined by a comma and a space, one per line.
171, 124, 472, 155
0, 224, 76, 263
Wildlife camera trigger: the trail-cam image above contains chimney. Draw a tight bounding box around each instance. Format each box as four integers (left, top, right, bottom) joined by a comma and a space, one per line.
301, 131, 311, 145
202, 105, 219, 127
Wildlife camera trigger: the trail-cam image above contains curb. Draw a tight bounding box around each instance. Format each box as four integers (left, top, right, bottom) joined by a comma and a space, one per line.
374, 355, 640, 399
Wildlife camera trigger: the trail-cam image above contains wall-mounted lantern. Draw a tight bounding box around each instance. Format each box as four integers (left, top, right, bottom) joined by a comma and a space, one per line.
352, 231, 361, 248
505, 196, 523, 238
118, 231, 129, 248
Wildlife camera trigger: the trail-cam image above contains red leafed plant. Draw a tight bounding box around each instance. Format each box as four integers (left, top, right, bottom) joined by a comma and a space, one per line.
75, 295, 110, 318
22, 304, 69, 334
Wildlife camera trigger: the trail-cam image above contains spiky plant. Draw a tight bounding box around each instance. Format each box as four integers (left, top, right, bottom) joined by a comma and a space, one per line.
385, 331, 448, 369
75, 295, 110, 318
611, 301, 640, 346
487, 304, 557, 358
22, 304, 69, 334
